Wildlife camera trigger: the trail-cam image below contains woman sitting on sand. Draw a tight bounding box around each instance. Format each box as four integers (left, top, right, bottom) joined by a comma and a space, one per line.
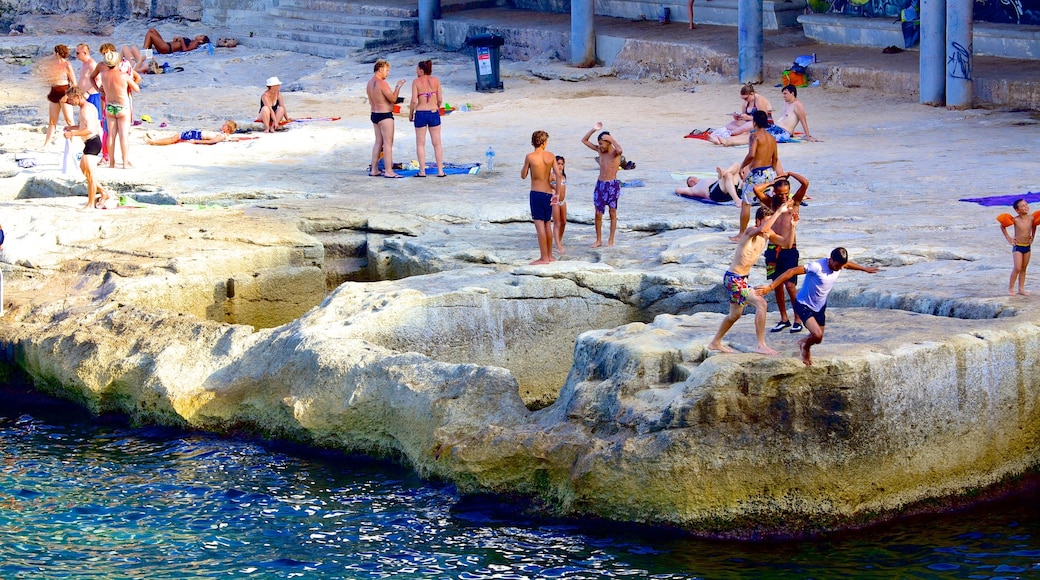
707, 83, 772, 144
709, 84, 820, 146
142, 28, 210, 54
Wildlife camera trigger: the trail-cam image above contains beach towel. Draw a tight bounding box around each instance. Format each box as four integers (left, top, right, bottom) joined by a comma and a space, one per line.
960, 192, 1040, 207
620, 180, 645, 188
677, 195, 727, 206
374, 160, 480, 178
252, 116, 342, 124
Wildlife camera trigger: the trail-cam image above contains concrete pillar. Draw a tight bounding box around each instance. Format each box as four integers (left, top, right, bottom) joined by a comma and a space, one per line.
418, 0, 441, 46
945, 0, 973, 110
571, 0, 596, 67
919, 0, 945, 106
737, 0, 763, 84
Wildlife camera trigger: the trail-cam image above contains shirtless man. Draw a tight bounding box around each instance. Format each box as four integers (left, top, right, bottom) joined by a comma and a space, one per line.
520, 130, 560, 265
97, 50, 140, 168
712, 84, 820, 146
674, 162, 742, 205
367, 59, 406, 178
62, 87, 108, 209
707, 203, 792, 355
581, 122, 623, 247
143, 29, 210, 54
1000, 199, 1038, 296
730, 110, 785, 241
74, 44, 107, 160
145, 120, 238, 145
752, 172, 809, 332
757, 247, 878, 366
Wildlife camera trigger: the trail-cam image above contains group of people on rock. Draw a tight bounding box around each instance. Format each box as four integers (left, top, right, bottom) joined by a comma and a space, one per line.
366, 58, 445, 178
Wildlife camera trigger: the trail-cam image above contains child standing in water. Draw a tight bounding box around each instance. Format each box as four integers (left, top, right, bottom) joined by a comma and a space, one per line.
581, 122, 623, 247
552, 155, 567, 254
521, 130, 560, 265
1000, 199, 1038, 296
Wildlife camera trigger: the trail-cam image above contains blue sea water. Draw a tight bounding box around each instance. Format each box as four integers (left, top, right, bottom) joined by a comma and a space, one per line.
2, 385, 1039, 579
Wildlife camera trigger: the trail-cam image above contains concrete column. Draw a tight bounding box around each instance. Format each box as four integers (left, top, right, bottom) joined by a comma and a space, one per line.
919, 0, 945, 106
571, 0, 596, 67
737, 0, 763, 84
945, 0, 973, 110
418, 0, 441, 46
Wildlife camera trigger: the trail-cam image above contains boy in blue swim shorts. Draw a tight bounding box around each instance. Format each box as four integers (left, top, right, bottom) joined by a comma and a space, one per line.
581, 122, 623, 247
521, 130, 560, 265
144, 120, 238, 145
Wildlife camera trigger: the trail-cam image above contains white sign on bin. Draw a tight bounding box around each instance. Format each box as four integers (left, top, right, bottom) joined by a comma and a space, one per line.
477, 47, 492, 76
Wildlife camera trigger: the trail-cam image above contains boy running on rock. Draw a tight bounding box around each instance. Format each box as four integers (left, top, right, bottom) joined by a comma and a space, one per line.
757, 247, 879, 366
581, 122, 623, 247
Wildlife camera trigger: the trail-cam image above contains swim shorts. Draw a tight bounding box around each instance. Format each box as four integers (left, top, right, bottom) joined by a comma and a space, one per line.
413, 110, 441, 128
83, 135, 102, 156
530, 190, 553, 222
105, 103, 126, 117
766, 245, 800, 281
766, 125, 792, 141
723, 270, 750, 306
47, 85, 68, 104
593, 179, 621, 214
708, 181, 731, 203
370, 111, 394, 124
742, 166, 776, 204
793, 300, 826, 328
180, 130, 203, 141
1014, 244, 1032, 254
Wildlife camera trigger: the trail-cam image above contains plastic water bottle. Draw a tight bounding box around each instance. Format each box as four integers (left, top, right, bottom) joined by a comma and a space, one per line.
485, 146, 495, 171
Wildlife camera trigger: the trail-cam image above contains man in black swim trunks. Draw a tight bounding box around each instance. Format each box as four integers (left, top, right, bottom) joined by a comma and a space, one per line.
366, 59, 406, 178
674, 162, 742, 205
63, 87, 109, 209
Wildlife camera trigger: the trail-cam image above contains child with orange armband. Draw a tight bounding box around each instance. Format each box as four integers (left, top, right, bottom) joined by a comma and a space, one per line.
998, 199, 1040, 296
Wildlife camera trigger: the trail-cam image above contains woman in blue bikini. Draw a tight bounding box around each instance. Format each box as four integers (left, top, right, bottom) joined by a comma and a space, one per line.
409, 60, 445, 177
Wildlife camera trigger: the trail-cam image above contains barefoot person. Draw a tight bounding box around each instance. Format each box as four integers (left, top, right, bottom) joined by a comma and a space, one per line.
521, 130, 560, 265
707, 203, 791, 355
367, 59, 406, 178
409, 60, 444, 177
581, 122, 623, 247
1000, 199, 1038, 296
142, 28, 210, 54
757, 247, 879, 366
709, 83, 773, 143
730, 110, 784, 241
97, 50, 140, 169
674, 162, 742, 205
40, 44, 76, 149
711, 84, 821, 146
551, 155, 568, 253
74, 43, 106, 160
62, 87, 108, 209
145, 120, 237, 145
259, 77, 289, 133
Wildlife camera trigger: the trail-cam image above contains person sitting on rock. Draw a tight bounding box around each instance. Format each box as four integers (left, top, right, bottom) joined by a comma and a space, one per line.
145, 120, 238, 145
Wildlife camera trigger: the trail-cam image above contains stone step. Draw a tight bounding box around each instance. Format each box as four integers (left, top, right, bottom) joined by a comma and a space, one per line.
264, 28, 403, 48
266, 11, 412, 39
268, 6, 414, 28
244, 36, 355, 59
276, 0, 417, 18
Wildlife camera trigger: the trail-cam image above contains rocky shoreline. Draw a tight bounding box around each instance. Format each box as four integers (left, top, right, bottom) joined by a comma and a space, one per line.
3, 18, 1040, 537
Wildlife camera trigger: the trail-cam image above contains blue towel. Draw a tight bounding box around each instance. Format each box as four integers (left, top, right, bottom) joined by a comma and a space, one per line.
959, 192, 1040, 207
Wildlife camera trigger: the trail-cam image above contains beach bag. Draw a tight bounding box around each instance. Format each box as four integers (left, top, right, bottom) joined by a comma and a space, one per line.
781, 69, 807, 88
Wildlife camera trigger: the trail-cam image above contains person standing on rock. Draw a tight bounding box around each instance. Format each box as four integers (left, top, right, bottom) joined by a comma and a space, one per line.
757, 247, 878, 366
581, 122, 623, 248
999, 199, 1038, 296
94, 50, 139, 169
74, 44, 107, 162
521, 130, 560, 265
368, 59, 406, 178
39, 44, 77, 149
707, 203, 791, 356
730, 110, 784, 241
409, 59, 444, 177
62, 87, 109, 209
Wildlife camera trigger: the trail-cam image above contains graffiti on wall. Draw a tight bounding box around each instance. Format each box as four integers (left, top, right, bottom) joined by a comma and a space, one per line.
807, 0, 1040, 26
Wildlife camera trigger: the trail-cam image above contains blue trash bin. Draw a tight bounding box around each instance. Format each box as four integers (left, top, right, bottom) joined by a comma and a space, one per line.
464, 33, 505, 92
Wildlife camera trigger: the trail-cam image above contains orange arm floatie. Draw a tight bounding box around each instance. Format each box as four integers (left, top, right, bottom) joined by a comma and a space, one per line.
997, 213, 1014, 227
1032, 211, 1040, 226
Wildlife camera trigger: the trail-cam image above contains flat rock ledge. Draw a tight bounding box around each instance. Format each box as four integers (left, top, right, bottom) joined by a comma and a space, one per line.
2, 199, 1040, 538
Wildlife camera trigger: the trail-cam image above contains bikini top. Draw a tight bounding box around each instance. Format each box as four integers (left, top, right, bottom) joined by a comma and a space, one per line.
744, 96, 774, 124
416, 80, 438, 101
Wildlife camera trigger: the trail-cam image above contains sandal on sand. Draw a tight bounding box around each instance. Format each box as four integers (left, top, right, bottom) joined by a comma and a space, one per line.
770, 321, 791, 333
688, 129, 704, 136
383, 173, 403, 179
